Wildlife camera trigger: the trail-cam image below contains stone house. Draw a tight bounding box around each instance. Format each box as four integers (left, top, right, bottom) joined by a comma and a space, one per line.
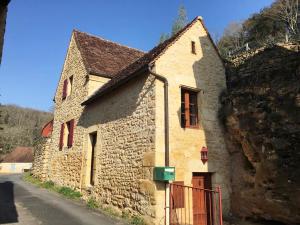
34, 16, 230, 225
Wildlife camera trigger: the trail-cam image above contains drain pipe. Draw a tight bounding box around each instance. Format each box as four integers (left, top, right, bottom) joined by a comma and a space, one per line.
148, 64, 170, 225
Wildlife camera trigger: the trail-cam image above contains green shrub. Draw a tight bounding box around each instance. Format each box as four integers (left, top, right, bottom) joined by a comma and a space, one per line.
87, 197, 99, 209
131, 216, 146, 225
58, 187, 82, 199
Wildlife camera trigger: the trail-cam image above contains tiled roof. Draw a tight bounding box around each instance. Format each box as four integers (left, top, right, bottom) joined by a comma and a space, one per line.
82, 16, 222, 105
73, 30, 145, 78
1, 147, 33, 163
83, 17, 203, 105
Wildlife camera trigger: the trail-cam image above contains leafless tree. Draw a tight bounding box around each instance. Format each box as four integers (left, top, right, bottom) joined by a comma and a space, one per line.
264, 0, 299, 40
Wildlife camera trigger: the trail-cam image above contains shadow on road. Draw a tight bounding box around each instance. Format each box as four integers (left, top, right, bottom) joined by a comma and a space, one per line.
0, 181, 18, 224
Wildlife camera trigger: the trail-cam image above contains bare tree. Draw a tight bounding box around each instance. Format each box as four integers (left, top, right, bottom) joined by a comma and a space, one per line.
223, 22, 245, 49
264, 0, 299, 40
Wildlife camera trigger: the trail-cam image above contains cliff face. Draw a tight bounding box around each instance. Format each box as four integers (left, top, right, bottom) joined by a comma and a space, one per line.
221, 44, 300, 225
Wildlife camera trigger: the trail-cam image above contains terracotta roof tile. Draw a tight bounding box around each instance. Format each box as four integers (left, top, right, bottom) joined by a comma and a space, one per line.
73, 30, 145, 78
82, 16, 203, 105
1, 147, 33, 163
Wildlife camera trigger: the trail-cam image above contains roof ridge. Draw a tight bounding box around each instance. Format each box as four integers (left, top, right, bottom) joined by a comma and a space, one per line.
112, 16, 202, 77
83, 16, 203, 105
73, 29, 146, 54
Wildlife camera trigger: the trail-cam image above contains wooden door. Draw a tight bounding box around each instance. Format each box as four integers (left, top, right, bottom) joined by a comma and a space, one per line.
192, 174, 211, 225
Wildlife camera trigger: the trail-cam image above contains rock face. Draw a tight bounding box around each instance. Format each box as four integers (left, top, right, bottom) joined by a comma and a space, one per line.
221, 44, 300, 225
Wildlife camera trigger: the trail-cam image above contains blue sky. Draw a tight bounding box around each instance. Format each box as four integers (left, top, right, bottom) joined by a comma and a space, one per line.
0, 0, 274, 111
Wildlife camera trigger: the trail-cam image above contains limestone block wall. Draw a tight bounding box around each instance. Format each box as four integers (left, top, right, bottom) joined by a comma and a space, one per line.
154, 19, 231, 221
47, 35, 89, 188
80, 74, 156, 221
32, 138, 51, 181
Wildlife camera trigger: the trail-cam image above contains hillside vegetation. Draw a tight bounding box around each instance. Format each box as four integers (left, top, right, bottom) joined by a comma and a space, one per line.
217, 0, 300, 57
0, 104, 52, 155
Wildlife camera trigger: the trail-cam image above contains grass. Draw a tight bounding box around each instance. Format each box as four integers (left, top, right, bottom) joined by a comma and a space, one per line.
87, 197, 99, 209
130, 216, 146, 225
57, 186, 82, 199
23, 172, 81, 199
23, 172, 42, 185
23, 173, 146, 225
41, 180, 56, 190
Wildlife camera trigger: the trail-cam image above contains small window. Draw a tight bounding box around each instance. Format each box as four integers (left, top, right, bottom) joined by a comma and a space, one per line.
62, 76, 73, 101
181, 88, 199, 128
68, 76, 73, 96
191, 41, 196, 54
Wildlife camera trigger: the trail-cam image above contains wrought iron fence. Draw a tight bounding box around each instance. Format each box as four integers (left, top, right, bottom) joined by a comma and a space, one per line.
170, 183, 223, 225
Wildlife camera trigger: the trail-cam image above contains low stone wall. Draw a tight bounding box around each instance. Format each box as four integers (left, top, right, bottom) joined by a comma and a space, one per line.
32, 138, 51, 181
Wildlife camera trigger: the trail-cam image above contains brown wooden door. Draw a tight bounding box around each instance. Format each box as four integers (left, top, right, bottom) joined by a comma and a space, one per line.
192, 174, 211, 225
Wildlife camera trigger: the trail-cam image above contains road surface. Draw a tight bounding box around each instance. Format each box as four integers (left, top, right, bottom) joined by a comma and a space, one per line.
0, 174, 123, 225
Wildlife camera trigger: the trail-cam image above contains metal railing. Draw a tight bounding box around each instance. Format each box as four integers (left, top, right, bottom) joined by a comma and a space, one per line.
170, 183, 223, 225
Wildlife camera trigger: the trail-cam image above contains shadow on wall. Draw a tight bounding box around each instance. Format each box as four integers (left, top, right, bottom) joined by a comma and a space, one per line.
195, 36, 230, 213
0, 181, 18, 224
78, 74, 154, 128
173, 34, 230, 217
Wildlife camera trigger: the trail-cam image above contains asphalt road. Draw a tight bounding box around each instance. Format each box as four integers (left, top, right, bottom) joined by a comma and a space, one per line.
0, 174, 123, 225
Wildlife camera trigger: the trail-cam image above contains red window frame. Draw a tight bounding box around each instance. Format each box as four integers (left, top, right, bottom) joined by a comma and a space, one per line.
67, 119, 74, 148
59, 119, 74, 150
181, 88, 199, 128
59, 123, 64, 150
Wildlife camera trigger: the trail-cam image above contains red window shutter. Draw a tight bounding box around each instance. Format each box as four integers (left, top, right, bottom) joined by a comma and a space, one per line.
67, 119, 74, 148
184, 91, 190, 127
171, 181, 185, 209
59, 123, 64, 150
62, 79, 68, 100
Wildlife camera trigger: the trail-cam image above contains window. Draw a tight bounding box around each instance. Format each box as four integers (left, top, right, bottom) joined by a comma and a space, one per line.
171, 181, 185, 209
181, 88, 199, 128
59, 119, 74, 150
62, 79, 68, 100
68, 76, 73, 95
191, 41, 196, 54
62, 76, 73, 100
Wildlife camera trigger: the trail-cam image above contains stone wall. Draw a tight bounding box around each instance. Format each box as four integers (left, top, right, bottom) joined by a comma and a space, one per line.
80, 74, 156, 221
46, 35, 89, 188
222, 43, 300, 224
32, 138, 51, 181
